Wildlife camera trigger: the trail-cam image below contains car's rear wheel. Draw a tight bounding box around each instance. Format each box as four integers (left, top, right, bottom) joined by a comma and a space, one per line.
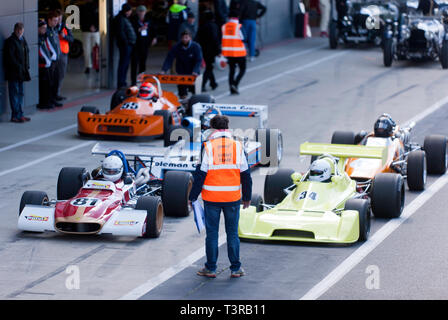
162, 171, 192, 217
19, 191, 49, 216
250, 193, 264, 212
263, 168, 295, 205
80, 106, 99, 114
344, 198, 370, 241
187, 94, 215, 116
424, 135, 447, 174
256, 128, 283, 167
57, 167, 90, 200
329, 21, 338, 49
331, 131, 356, 145
110, 88, 128, 111
440, 39, 448, 69
137, 196, 163, 238
371, 173, 404, 218
407, 150, 426, 191
383, 38, 394, 67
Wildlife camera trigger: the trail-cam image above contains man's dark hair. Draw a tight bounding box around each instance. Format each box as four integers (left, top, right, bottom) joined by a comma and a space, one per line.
181, 29, 192, 37
122, 3, 132, 12
47, 10, 59, 20
210, 115, 229, 130
14, 22, 24, 32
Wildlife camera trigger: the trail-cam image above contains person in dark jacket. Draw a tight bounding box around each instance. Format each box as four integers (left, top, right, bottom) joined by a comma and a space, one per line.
214, 0, 229, 29
166, 0, 189, 48
240, 0, 266, 61
46, 10, 63, 107
80, 0, 100, 74
113, 3, 137, 88
130, 5, 157, 86
3, 22, 31, 122
196, 10, 220, 92
38, 19, 57, 110
161, 29, 203, 99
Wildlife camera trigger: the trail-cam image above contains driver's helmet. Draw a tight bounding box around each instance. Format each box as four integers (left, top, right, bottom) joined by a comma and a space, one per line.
374, 114, 395, 137
139, 82, 157, 100
309, 158, 333, 183
102, 155, 124, 182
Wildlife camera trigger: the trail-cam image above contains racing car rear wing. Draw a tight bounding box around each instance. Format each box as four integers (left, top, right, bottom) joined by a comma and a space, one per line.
137, 73, 203, 94
192, 103, 268, 128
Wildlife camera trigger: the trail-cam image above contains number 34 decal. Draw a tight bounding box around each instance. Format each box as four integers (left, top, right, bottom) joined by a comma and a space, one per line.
70, 198, 100, 207
297, 191, 318, 201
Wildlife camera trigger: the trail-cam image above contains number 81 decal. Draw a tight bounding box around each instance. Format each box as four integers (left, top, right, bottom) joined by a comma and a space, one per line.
70, 198, 100, 207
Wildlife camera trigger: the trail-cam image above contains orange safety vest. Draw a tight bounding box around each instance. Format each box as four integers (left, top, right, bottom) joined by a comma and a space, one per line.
59, 27, 69, 54
221, 19, 247, 58
201, 135, 243, 202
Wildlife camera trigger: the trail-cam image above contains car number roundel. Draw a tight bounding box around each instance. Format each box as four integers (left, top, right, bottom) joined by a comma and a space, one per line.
70, 198, 100, 207
120, 102, 139, 110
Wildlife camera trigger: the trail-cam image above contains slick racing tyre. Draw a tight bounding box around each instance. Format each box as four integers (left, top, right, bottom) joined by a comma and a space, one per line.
256, 128, 283, 167
440, 40, 448, 69
57, 167, 90, 200
137, 196, 164, 238
250, 193, 264, 213
383, 38, 394, 67
19, 191, 49, 216
110, 88, 128, 111
80, 106, 99, 114
264, 168, 295, 205
329, 21, 338, 49
162, 171, 192, 217
344, 198, 370, 241
424, 135, 448, 174
331, 131, 356, 145
187, 94, 215, 116
407, 150, 427, 191
371, 173, 405, 219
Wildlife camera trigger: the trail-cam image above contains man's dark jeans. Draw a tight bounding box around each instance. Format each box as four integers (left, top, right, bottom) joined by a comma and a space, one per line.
8, 81, 24, 120
204, 201, 241, 272
227, 57, 246, 88
117, 44, 134, 88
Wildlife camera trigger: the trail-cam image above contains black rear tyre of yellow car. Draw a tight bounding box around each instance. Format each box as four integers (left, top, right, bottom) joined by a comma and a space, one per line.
162, 171, 192, 217
264, 168, 295, 205
371, 173, 404, 219
424, 135, 447, 175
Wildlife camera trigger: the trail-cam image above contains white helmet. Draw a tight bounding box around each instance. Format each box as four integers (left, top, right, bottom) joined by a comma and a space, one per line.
309, 158, 332, 182
102, 155, 124, 182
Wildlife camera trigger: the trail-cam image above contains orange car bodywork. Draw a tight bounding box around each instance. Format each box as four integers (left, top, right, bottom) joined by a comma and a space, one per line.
345, 131, 405, 180
77, 74, 198, 138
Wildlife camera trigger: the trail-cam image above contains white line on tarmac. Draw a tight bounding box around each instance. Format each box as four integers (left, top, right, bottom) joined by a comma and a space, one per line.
0, 124, 77, 154
300, 96, 448, 300
0, 141, 95, 177
0, 44, 326, 154
119, 235, 227, 300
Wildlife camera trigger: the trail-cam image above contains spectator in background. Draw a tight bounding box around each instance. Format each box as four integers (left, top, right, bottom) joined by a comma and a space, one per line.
178, 12, 197, 40
38, 19, 57, 110
161, 29, 203, 99
418, 0, 436, 15
222, 8, 247, 95
113, 3, 137, 88
166, 0, 189, 48
131, 5, 158, 86
196, 10, 220, 92
56, 9, 74, 101
319, 0, 330, 37
80, 0, 100, 74
240, 0, 266, 62
214, 0, 229, 29
3, 22, 31, 122
46, 10, 63, 108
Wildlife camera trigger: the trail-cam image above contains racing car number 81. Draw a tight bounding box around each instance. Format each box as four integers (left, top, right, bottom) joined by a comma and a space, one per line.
70, 198, 100, 207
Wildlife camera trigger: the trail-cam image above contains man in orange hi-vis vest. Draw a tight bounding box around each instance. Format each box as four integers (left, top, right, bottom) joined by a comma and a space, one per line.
221, 7, 247, 95
189, 115, 252, 278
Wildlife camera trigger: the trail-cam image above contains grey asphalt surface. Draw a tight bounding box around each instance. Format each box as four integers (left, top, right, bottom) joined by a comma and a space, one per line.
1, 37, 448, 299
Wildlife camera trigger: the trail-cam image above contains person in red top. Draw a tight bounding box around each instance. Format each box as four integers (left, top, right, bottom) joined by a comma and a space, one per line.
221, 7, 247, 95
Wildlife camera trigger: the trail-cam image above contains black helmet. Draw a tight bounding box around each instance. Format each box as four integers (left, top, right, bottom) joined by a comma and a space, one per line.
374, 115, 395, 137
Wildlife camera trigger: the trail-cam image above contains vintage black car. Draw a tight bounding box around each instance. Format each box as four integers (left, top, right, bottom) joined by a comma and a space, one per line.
329, 0, 400, 49
382, 8, 448, 68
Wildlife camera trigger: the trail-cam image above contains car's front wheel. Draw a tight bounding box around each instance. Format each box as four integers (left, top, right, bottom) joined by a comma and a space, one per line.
371, 173, 404, 218
137, 196, 164, 238
344, 198, 370, 241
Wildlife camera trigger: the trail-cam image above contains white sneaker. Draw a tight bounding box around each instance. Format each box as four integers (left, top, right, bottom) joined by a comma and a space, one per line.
249, 56, 255, 62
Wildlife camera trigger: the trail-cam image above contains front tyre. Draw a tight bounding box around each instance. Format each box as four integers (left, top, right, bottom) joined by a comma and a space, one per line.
383, 38, 394, 67
371, 173, 404, 218
19, 191, 49, 216
407, 150, 426, 191
137, 196, 164, 238
344, 199, 370, 241
162, 171, 192, 217
424, 135, 447, 174
329, 21, 338, 49
440, 39, 448, 69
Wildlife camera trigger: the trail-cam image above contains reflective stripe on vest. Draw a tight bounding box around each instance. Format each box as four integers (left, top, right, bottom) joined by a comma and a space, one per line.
59, 28, 69, 54
221, 21, 246, 58
202, 137, 242, 202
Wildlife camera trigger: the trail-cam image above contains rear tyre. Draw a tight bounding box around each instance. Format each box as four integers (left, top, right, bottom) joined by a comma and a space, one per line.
344, 199, 370, 241
440, 40, 448, 69
424, 135, 447, 174
57, 167, 90, 200
406, 150, 426, 191
110, 88, 128, 111
80, 106, 99, 114
331, 131, 356, 145
263, 168, 295, 205
383, 38, 394, 67
256, 128, 283, 167
137, 196, 164, 238
187, 94, 215, 116
329, 21, 338, 49
19, 191, 49, 216
371, 173, 404, 218
250, 193, 264, 212
162, 171, 192, 217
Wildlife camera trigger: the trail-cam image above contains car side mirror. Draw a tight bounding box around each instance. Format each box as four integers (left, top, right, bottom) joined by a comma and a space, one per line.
291, 172, 303, 184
